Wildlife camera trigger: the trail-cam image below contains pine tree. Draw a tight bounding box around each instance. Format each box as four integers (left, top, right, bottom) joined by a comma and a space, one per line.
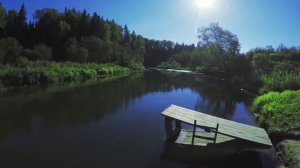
123, 24, 130, 44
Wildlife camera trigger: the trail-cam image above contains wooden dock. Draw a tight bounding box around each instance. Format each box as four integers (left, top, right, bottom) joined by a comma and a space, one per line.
161, 105, 273, 148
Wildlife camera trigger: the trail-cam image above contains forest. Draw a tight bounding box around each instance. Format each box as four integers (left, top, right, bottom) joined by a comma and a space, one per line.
0, 4, 195, 67
0, 4, 197, 87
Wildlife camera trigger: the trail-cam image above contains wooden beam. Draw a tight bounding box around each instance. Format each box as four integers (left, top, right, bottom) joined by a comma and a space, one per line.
192, 120, 197, 145
214, 123, 219, 144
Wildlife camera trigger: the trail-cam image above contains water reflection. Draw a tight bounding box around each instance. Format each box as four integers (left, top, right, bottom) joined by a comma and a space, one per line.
0, 70, 274, 168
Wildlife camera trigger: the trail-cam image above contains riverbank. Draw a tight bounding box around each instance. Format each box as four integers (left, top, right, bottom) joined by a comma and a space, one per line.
277, 140, 300, 168
0, 62, 130, 88
149, 68, 195, 74
253, 90, 300, 167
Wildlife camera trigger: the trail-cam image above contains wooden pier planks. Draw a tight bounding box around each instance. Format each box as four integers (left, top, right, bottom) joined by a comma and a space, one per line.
175, 129, 235, 146
161, 105, 273, 147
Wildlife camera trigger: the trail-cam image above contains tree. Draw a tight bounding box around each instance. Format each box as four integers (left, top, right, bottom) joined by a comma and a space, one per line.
134, 35, 146, 63
5, 10, 18, 37
130, 31, 137, 49
170, 51, 191, 67
90, 12, 105, 38
103, 22, 111, 42
77, 10, 90, 37
110, 20, 122, 42
16, 4, 28, 45
197, 23, 240, 56
0, 3, 6, 37
64, 38, 88, 62
123, 24, 130, 44
63, 8, 81, 37
196, 23, 241, 76
81, 36, 112, 63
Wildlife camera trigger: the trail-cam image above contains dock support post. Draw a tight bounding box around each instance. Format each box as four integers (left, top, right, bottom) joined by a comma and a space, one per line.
213, 123, 219, 144
165, 117, 181, 142
192, 120, 197, 145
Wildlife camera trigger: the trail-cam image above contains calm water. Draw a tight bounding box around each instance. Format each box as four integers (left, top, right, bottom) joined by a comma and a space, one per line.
0, 70, 276, 168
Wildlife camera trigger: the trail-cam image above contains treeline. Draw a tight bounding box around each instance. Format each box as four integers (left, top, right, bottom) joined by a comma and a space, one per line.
158, 23, 248, 78
158, 23, 300, 92
0, 4, 194, 69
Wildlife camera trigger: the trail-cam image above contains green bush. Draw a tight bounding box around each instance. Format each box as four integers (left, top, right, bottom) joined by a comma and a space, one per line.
33, 44, 52, 60
0, 38, 23, 64
252, 90, 300, 133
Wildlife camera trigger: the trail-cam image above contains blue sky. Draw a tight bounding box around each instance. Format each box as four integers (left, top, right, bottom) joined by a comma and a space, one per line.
1, 0, 300, 52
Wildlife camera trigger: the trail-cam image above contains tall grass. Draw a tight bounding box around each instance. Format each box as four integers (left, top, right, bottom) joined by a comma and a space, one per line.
252, 90, 300, 133
260, 70, 300, 93
0, 61, 129, 86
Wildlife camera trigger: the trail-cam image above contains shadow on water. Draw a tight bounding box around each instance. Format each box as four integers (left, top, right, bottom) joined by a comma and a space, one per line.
0, 70, 276, 168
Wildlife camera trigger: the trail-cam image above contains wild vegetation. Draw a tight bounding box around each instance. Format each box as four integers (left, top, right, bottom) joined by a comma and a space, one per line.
0, 62, 129, 86
252, 90, 300, 133
250, 47, 300, 167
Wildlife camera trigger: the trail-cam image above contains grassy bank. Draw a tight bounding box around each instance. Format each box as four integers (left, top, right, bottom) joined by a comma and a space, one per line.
252, 90, 300, 134
0, 61, 130, 86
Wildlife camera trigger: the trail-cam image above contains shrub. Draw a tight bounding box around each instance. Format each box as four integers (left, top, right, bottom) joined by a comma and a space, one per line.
22, 49, 39, 61
195, 66, 205, 73
33, 44, 52, 60
15, 57, 29, 67
252, 90, 300, 133
157, 61, 182, 69
0, 38, 23, 64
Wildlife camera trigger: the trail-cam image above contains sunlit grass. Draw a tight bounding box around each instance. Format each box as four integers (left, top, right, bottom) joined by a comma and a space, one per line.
252, 90, 300, 133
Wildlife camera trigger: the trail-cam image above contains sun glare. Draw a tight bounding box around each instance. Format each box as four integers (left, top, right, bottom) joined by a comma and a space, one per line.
194, 0, 217, 11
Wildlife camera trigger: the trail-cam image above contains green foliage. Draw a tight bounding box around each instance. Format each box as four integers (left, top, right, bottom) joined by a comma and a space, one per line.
193, 44, 226, 74
195, 65, 205, 73
197, 23, 240, 56
279, 140, 300, 168
260, 70, 300, 93
64, 38, 87, 62
170, 51, 192, 67
252, 53, 274, 75
0, 37, 23, 64
250, 47, 300, 94
252, 90, 300, 133
0, 5, 148, 67
0, 3, 6, 36
0, 62, 129, 86
81, 36, 112, 63
15, 56, 29, 67
33, 44, 52, 60
157, 61, 182, 69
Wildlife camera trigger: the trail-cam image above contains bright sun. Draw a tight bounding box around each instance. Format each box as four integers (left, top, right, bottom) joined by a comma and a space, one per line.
194, 0, 217, 11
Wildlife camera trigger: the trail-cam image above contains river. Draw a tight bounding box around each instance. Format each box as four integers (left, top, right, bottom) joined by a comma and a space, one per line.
0, 70, 277, 168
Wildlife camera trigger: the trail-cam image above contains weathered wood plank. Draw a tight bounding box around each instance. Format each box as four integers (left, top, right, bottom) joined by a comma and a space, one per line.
162, 105, 273, 147
175, 129, 235, 146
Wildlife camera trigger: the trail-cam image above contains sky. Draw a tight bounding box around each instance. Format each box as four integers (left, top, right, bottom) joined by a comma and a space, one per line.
1, 0, 300, 52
